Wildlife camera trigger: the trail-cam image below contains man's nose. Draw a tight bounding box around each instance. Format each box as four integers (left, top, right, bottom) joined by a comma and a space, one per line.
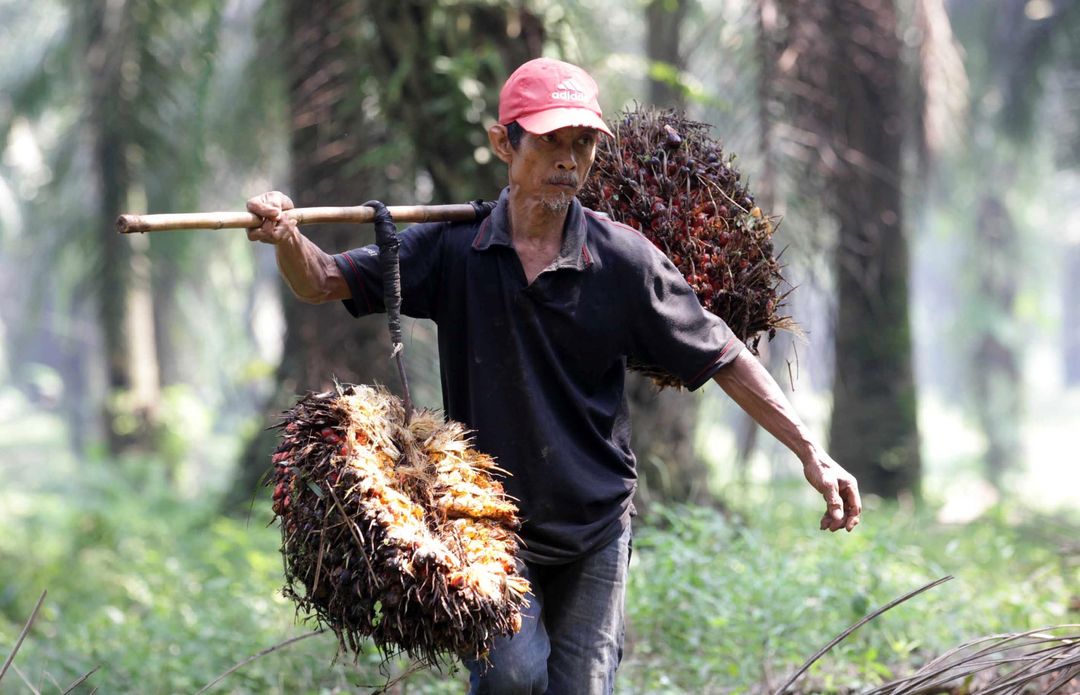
555, 147, 577, 170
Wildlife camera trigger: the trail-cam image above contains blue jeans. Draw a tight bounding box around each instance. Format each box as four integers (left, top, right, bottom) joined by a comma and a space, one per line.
467, 524, 632, 695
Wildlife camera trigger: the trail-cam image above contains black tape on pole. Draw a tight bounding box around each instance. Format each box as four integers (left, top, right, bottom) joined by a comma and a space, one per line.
366, 200, 403, 354
469, 199, 497, 220
366, 200, 413, 419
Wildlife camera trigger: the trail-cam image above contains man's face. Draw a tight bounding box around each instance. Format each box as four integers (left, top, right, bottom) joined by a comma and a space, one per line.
490, 125, 599, 212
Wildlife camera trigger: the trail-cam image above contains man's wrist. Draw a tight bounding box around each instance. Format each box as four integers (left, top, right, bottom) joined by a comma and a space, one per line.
797, 440, 823, 468
274, 224, 303, 247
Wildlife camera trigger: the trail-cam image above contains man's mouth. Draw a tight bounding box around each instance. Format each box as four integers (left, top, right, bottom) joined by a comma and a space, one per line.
547, 176, 578, 189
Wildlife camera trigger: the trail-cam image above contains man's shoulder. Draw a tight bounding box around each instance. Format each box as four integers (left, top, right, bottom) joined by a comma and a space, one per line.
581, 206, 668, 268
402, 218, 485, 252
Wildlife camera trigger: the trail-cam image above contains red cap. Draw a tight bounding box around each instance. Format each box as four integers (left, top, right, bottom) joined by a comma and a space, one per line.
498, 58, 613, 137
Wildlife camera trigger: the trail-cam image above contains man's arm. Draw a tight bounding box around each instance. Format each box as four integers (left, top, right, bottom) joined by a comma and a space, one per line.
713, 349, 862, 532
246, 191, 351, 303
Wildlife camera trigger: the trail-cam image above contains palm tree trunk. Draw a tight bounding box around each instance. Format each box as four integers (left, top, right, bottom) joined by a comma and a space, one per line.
85, 0, 161, 456
628, 0, 714, 510
732, 0, 785, 476
971, 192, 1021, 486
824, 0, 920, 499
1066, 244, 1080, 386
646, 0, 691, 111
225, 0, 401, 510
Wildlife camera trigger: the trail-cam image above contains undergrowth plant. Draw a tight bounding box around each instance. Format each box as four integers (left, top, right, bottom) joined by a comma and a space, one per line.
621, 497, 1078, 694
2, 454, 1075, 693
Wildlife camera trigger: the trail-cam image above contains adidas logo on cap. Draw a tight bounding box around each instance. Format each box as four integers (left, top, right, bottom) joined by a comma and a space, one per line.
552, 78, 587, 101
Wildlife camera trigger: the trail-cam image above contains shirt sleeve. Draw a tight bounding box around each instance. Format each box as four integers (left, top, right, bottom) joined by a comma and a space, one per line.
331, 222, 444, 321
628, 247, 744, 391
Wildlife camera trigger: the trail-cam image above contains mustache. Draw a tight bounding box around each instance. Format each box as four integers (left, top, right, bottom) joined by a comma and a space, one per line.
547, 175, 578, 187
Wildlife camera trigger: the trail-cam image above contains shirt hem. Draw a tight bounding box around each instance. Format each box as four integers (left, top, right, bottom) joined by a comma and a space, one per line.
516, 510, 632, 566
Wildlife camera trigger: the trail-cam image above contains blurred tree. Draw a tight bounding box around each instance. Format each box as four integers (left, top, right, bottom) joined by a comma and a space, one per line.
0, 4, 103, 449
629, 0, 713, 507
226, 0, 409, 509
727, 0, 784, 481
985, 0, 1080, 387
363, 1, 546, 202
78, 0, 227, 458
945, 0, 1079, 481
773, 0, 921, 498
827, 0, 921, 499
1068, 244, 1080, 386
79, 0, 158, 457
2, 0, 225, 458
954, 0, 1026, 486
971, 195, 1021, 485
646, 0, 692, 111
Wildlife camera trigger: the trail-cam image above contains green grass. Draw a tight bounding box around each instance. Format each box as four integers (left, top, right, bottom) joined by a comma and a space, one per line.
621, 494, 1078, 694
0, 458, 466, 693
1, 453, 1075, 694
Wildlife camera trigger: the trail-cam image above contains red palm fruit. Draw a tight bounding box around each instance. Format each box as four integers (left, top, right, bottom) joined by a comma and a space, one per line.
579, 105, 793, 378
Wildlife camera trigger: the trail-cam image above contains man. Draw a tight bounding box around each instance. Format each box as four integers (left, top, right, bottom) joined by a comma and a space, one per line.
247, 57, 861, 694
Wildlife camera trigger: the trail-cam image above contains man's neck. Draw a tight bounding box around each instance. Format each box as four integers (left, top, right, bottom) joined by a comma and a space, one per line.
506, 186, 569, 247
505, 185, 572, 284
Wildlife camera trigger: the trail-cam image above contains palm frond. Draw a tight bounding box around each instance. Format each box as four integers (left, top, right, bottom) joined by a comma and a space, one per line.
865, 625, 1080, 694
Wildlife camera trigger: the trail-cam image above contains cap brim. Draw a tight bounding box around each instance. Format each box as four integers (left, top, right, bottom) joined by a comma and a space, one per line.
516, 107, 614, 138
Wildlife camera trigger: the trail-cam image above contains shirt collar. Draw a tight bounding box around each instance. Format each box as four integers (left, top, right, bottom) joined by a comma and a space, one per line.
472, 187, 592, 271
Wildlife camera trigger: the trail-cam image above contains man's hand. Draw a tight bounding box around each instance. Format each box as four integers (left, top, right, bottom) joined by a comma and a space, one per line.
243, 191, 348, 303
801, 452, 861, 532
712, 351, 864, 533
246, 191, 298, 244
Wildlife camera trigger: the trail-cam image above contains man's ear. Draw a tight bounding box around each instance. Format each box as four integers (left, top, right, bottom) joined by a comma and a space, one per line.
488, 124, 514, 164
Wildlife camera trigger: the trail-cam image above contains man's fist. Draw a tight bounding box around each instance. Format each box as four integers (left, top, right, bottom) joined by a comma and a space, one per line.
246, 191, 298, 244
802, 453, 862, 533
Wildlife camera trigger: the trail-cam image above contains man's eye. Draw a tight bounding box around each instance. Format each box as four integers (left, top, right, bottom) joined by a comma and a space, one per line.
540, 134, 556, 143
578, 136, 596, 146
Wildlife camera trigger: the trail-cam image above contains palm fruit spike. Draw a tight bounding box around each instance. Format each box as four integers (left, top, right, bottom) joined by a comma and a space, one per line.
268, 383, 529, 669
578, 105, 798, 388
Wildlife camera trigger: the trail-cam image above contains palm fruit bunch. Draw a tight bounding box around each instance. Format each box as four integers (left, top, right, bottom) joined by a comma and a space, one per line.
578, 106, 796, 388
268, 383, 529, 668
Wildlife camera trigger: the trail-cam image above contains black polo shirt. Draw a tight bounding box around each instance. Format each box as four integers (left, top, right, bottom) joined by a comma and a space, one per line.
332, 188, 742, 564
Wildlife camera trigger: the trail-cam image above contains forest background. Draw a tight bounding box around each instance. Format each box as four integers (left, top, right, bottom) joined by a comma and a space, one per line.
0, 0, 1077, 692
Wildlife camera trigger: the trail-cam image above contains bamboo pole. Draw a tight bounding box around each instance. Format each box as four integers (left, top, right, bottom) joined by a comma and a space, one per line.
116, 203, 481, 234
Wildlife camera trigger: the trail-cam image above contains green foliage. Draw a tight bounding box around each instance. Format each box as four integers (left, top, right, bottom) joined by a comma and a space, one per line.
2, 0, 1080, 691
3, 445, 1075, 694
620, 498, 1078, 694
0, 453, 466, 693
359, 0, 576, 202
